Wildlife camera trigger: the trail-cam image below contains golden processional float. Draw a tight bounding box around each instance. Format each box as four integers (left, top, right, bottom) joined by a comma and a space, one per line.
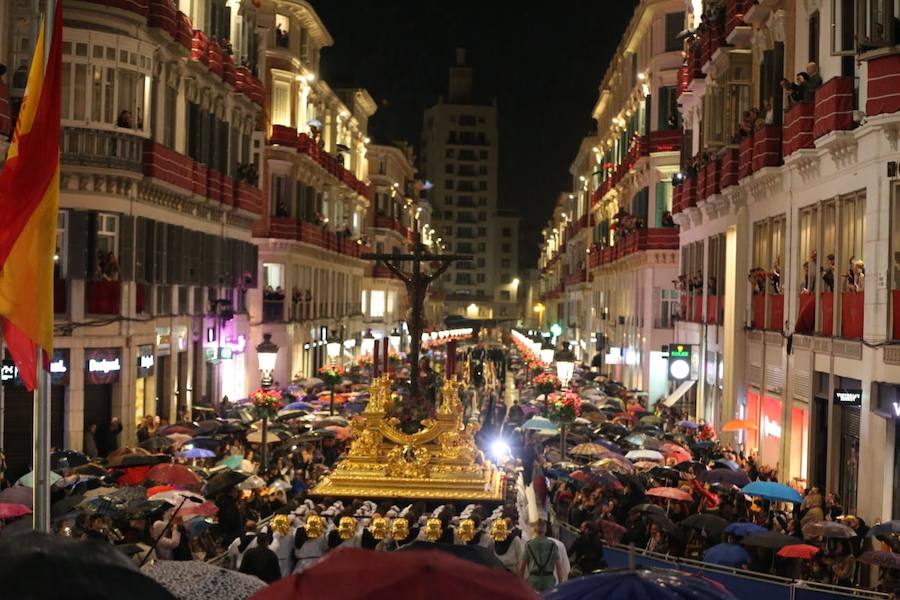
311, 375, 503, 502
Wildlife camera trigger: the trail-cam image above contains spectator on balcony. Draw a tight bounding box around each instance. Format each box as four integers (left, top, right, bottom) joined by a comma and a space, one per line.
770, 258, 782, 295
796, 72, 815, 103
806, 62, 823, 89
801, 261, 814, 293
749, 107, 765, 131
736, 110, 754, 140
763, 97, 775, 125
822, 253, 836, 291
781, 78, 803, 107
661, 211, 675, 227
749, 267, 766, 295
116, 110, 133, 128
275, 23, 289, 48
846, 257, 865, 292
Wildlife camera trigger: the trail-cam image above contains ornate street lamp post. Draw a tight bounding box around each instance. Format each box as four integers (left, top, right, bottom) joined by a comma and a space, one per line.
256, 333, 279, 473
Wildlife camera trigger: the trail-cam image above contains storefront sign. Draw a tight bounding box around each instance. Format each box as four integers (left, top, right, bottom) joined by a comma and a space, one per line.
833, 389, 862, 407
137, 345, 155, 377
85, 348, 121, 385
156, 327, 171, 356
3, 349, 70, 386
174, 325, 188, 351
668, 344, 692, 381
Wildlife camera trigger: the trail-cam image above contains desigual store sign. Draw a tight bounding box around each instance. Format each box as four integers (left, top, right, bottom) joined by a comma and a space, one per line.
85, 348, 122, 385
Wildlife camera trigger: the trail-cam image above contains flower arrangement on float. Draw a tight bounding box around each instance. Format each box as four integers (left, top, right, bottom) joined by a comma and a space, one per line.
357, 354, 374, 368
250, 388, 283, 418
546, 390, 582, 425
533, 372, 561, 397
318, 364, 346, 387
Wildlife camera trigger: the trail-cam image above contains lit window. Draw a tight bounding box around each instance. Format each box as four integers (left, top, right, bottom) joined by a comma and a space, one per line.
272, 80, 291, 127
369, 290, 385, 318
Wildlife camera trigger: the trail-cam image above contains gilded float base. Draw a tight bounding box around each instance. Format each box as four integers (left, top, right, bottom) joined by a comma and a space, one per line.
310, 375, 504, 503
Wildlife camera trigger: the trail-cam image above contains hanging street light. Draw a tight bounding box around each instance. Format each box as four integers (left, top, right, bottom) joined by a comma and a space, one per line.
255, 333, 279, 473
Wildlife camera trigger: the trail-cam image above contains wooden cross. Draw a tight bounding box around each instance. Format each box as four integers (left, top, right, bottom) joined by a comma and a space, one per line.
362, 230, 471, 401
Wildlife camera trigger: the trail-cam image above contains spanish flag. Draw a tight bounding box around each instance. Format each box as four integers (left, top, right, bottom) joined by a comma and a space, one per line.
0, 4, 62, 391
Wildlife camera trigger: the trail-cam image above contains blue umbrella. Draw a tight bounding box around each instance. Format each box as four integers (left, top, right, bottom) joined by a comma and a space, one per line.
724, 522, 768, 537
867, 520, 900, 538
284, 401, 314, 411
741, 481, 803, 504
677, 420, 699, 429
703, 543, 752, 568
522, 416, 558, 431
545, 567, 737, 600
714, 458, 740, 471
592, 437, 623, 453
177, 447, 215, 459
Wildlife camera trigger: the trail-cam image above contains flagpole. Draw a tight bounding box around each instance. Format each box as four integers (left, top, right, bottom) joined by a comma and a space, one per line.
32, 0, 56, 533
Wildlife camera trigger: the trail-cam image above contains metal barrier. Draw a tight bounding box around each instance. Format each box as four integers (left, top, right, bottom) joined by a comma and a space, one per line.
555, 522, 887, 600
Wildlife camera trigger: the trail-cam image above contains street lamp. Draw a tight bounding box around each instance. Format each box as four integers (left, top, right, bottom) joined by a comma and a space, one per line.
256, 333, 279, 473
555, 343, 576, 389
361, 328, 375, 356
389, 327, 401, 352
540, 341, 555, 366
326, 336, 342, 363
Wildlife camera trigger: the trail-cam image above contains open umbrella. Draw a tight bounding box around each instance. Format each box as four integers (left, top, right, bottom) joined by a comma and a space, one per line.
681, 513, 729, 536
645, 487, 692, 502
570, 443, 610, 458
625, 450, 664, 462
237, 475, 267, 491
180, 501, 219, 519
186, 436, 225, 450
544, 567, 736, 600
196, 419, 223, 435
741, 481, 803, 504
674, 461, 708, 473
647, 513, 684, 541
177, 447, 215, 459
629, 503, 666, 519
699, 468, 750, 488
591, 456, 634, 474
703, 543, 751, 568
0, 503, 31, 520
165, 433, 193, 446
157, 423, 197, 436
659, 443, 692, 464
50, 450, 89, 472
283, 401, 314, 411
723, 522, 767, 538
142, 559, 266, 600
522, 417, 558, 432
71, 463, 108, 477
203, 470, 247, 497
677, 420, 699, 429
108, 453, 167, 468
714, 458, 740, 471
139, 436, 176, 452
649, 466, 682, 484
802, 521, 857, 539
741, 532, 799, 549
866, 521, 900, 538
639, 415, 663, 426
146, 464, 202, 488
0, 532, 174, 599
251, 547, 537, 600
778, 544, 821, 560
722, 419, 757, 432
859, 550, 900, 569
597, 423, 628, 438
217, 455, 244, 470
16, 470, 62, 488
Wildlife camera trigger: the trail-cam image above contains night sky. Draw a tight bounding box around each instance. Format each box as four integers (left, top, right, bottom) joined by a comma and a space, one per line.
312, 1, 639, 265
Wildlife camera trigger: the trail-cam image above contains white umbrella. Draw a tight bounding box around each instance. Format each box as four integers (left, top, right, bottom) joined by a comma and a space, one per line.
625, 449, 664, 462
16, 470, 62, 488
149, 490, 205, 504
237, 475, 267, 490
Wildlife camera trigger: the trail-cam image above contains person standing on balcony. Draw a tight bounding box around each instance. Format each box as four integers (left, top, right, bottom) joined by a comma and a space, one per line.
806, 62, 823, 89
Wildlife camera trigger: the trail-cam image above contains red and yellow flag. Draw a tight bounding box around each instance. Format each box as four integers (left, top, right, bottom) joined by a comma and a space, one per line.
0, 4, 62, 391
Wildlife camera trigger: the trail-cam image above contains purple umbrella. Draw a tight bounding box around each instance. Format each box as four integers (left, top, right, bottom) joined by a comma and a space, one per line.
699, 468, 750, 488
0, 487, 32, 508
545, 567, 737, 600
677, 420, 699, 429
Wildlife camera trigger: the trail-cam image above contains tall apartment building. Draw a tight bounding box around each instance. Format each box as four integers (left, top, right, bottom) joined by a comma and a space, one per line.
0, 0, 264, 478
420, 49, 519, 322
537, 0, 684, 402
249, 0, 376, 388
672, 0, 900, 521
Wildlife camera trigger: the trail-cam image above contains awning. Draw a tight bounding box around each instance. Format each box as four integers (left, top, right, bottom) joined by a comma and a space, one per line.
661, 379, 697, 407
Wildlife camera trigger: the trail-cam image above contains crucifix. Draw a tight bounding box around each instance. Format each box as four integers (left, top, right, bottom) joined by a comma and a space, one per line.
362, 226, 470, 402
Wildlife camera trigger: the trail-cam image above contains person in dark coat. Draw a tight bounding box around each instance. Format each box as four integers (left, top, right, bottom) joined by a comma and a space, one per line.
83, 423, 99, 459
239, 532, 282, 583
99, 418, 122, 458
216, 489, 244, 543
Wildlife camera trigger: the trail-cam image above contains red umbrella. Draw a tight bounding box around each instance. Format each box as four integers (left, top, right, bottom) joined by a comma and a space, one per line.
181, 501, 218, 518
660, 443, 692, 463
146, 484, 176, 497
0, 503, 32, 519
146, 464, 201, 487
646, 487, 693, 502
777, 544, 821, 560
250, 547, 538, 600
115, 465, 153, 486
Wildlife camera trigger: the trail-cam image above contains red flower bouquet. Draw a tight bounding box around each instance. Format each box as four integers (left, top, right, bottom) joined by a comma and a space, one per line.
251, 388, 283, 418
547, 391, 582, 424
534, 372, 561, 397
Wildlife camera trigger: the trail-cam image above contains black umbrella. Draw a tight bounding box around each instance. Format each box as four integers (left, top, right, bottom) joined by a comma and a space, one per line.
70, 463, 108, 477
629, 503, 666, 519
138, 436, 175, 452
275, 410, 307, 422
217, 421, 249, 434
597, 423, 628, 438
51, 494, 86, 518
51, 450, 89, 472
0, 531, 174, 599
398, 541, 506, 569
649, 466, 682, 484
674, 461, 709, 473
741, 532, 800, 549
202, 470, 248, 497
681, 513, 730, 536
647, 513, 685, 542
197, 419, 223, 435
109, 454, 169, 468
187, 436, 225, 450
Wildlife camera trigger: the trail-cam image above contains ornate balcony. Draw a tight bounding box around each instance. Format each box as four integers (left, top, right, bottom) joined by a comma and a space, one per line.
783, 101, 815, 157
813, 77, 856, 140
